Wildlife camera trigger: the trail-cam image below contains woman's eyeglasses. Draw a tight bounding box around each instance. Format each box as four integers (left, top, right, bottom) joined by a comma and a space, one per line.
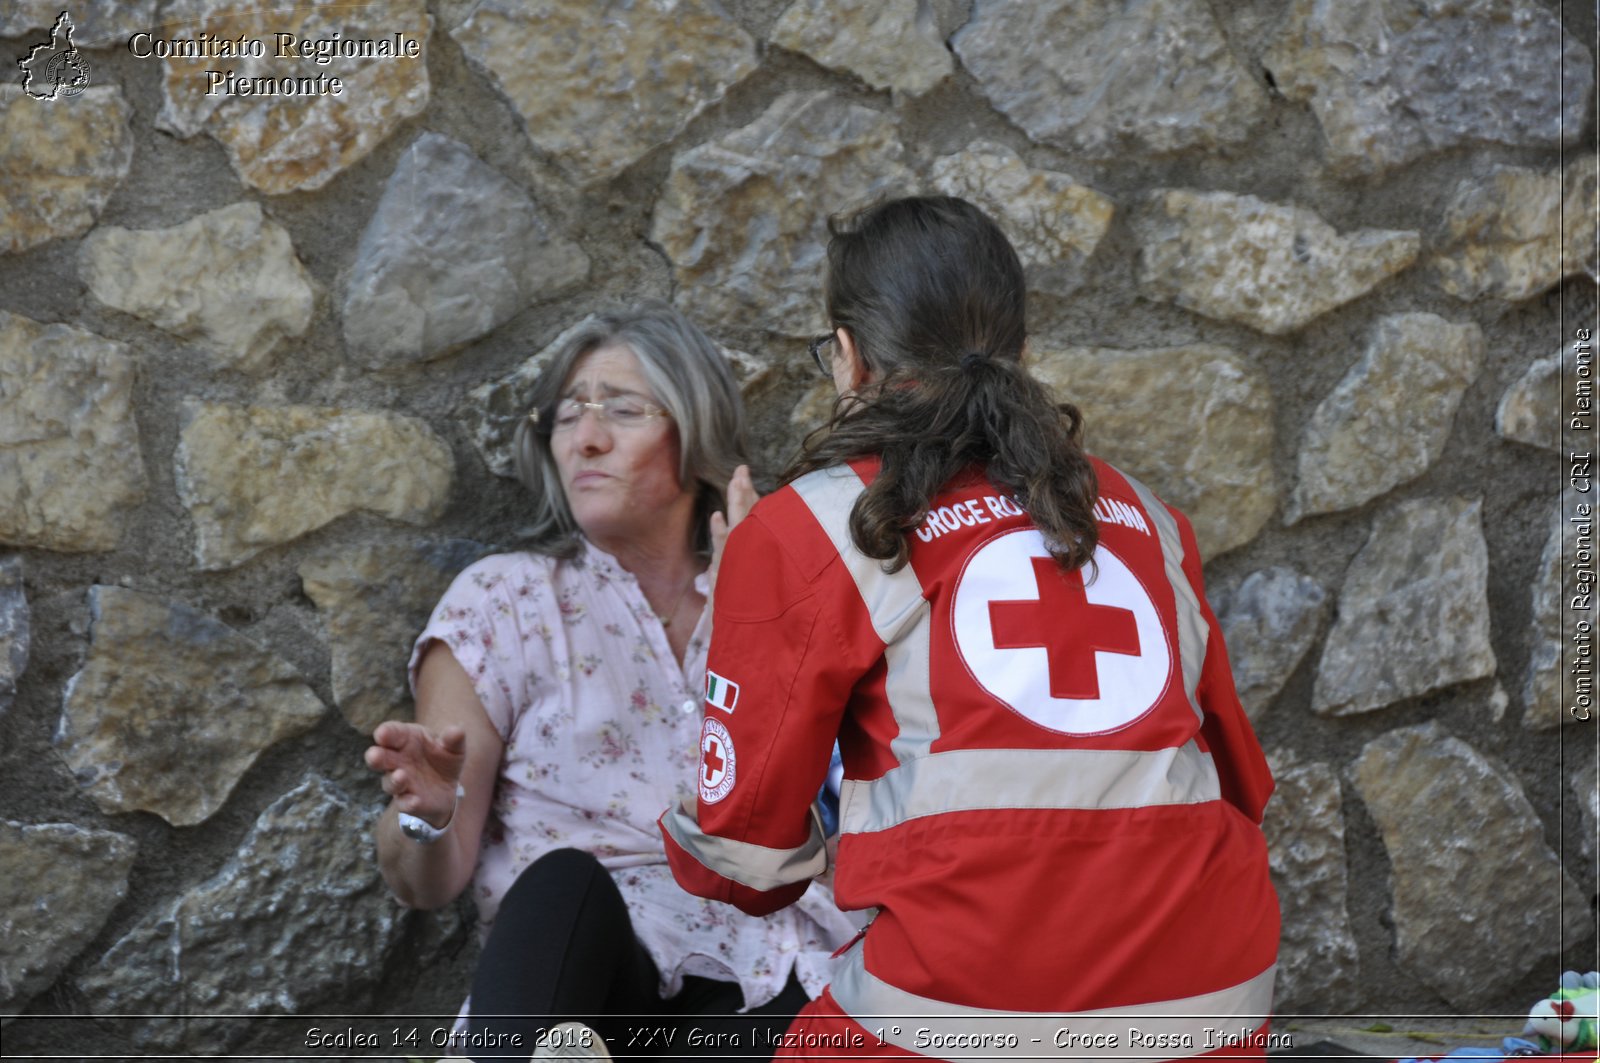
530, 397, 671, 433
807, 332, 836, 378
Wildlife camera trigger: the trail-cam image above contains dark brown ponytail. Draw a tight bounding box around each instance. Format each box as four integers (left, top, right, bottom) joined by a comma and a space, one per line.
785, 196, 1098, 573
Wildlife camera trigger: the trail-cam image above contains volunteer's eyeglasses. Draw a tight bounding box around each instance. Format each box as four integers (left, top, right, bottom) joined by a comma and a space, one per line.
807, 332, 837, 378
529, 397, 671, 433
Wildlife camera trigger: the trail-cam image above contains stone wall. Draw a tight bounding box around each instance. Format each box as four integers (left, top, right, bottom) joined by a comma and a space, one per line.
1, 0, 1595, 1056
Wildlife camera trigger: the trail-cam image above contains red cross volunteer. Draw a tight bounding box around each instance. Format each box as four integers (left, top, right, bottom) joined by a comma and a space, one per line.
661, 457, 1279, 1061
660, 194, 1279, 1062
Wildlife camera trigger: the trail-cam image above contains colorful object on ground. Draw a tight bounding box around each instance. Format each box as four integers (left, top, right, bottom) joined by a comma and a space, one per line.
1525, 971, 1599, 1053
1394, 973, 1599, 1063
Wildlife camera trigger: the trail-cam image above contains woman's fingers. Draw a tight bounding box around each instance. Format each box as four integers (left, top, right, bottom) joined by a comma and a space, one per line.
373, 721, 440, 756
436, 725, 467, 757
367, 720, 466, 826
369, 726, 428, 784
367, 723, 421, 776
364, 744, 393, 772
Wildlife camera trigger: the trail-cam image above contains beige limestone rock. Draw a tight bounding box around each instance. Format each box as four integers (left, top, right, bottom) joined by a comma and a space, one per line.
80, 202, 315, 372
1524, 509, 1590, 730
174, 401, 453, 570
926, 142, 1114, 297
56, 586, 326, 826
1288, 314, 1483, 522
952, 0, 1267, 159
1349, 722, 1592, 1008
76, 776, 410, 1051
452, 0, 756, 185
732, 346, 801, 476
0, 821, 136, 1017
1136, 190, 1419, 335
153, 0, 431, 195
1313, 497, 1497, 716
652, 91, 914, 338
1212, 568, 1326, 720
790, 380, 838, 436
1, 1, 154, 44
1030, 345, 1276, 559
299, 539, 486, 732
342, 133, 588, 369
1262, 752, 1360, 1013
0, 85, 133, 254
1433, 158, 1599, 302
1496, 348, 1563, 453
772, 0, 952, 97
1265, 0, 1451, 102
723, 346, 780, 396
1264, 0, 1592, 178
780, 379, 843, 482
0, 312, 146, 553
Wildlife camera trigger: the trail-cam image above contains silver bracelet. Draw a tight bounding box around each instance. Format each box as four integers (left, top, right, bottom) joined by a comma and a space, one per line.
397, 782, 465, 844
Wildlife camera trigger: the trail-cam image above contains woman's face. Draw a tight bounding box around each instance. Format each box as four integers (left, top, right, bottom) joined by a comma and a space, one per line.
552, 343, 694, 551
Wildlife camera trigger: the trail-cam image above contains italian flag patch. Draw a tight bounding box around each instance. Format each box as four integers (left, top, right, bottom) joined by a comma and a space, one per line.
704, 671, 740, 713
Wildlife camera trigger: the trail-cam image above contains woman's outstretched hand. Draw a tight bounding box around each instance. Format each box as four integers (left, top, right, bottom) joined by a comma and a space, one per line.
365, 721, 467, 828
708, 464, 759, 597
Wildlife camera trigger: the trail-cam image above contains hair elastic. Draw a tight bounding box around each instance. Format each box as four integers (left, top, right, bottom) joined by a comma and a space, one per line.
959, 351, 986, 372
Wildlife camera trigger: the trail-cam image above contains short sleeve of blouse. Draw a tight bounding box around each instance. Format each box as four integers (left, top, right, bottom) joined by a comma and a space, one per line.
407, 553, 550, 742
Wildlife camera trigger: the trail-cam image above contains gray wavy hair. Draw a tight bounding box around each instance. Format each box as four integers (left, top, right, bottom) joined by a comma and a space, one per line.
512, 301, 750, 558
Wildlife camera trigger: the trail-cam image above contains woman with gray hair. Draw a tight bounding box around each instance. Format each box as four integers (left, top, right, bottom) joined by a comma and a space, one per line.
364, 302, 855, 1059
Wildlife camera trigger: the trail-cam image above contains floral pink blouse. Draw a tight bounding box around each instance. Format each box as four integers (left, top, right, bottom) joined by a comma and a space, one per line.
408, 542, 856, 1009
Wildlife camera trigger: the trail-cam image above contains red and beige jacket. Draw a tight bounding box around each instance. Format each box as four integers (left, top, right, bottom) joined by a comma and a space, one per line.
662, 457, 1280, 1059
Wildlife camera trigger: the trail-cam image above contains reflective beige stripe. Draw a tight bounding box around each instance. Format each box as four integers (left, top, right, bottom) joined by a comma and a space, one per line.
831, 938, 1277, 1062
881, 616, 938, 761
790, 467, 942, 760
660, 800, 826, 892
1120, 475, 1209, 727
839, 740, 1221, 835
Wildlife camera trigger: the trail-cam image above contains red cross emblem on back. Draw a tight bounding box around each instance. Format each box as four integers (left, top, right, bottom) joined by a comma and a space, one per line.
954, 530, 1170, 735
989, 556, 1142, 700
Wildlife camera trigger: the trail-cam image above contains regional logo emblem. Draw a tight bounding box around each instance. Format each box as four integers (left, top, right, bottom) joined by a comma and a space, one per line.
19, 12, 92, 101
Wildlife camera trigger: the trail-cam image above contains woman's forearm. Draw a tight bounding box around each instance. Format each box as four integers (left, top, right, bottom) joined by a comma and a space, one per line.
371, 643, 505, 909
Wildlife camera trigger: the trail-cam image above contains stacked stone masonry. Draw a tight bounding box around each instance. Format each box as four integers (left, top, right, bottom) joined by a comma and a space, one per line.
0, 0, 1593, 1054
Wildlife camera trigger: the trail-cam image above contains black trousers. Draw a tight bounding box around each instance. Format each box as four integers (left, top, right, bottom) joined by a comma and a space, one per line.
468, 847, 809, 1061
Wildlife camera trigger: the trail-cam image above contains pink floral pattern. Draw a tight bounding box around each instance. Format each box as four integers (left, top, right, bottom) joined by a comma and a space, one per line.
409, 541, 855, 1009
